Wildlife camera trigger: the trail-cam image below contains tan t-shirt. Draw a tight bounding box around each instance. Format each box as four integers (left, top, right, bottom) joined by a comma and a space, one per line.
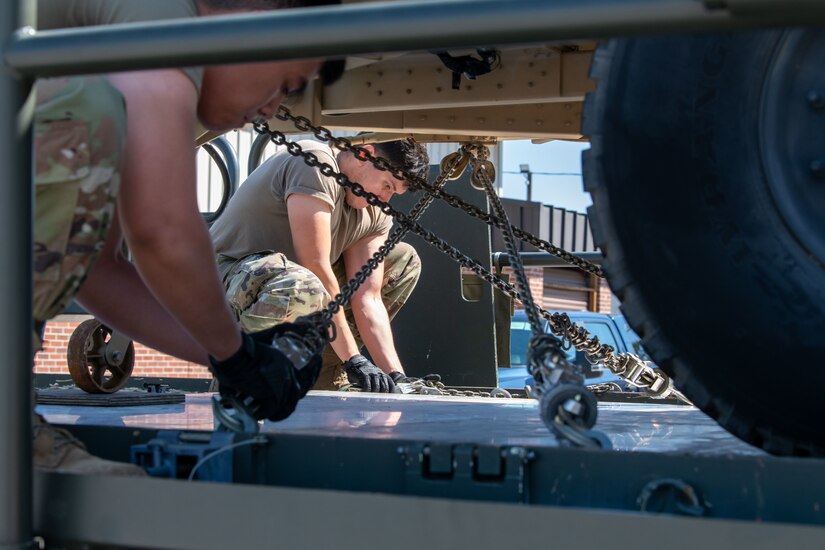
37, 0, 203, 93
211, 141, 394, 270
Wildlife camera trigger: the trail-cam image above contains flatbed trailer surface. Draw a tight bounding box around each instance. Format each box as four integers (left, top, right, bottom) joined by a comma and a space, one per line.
39, 391, 762, 456
31, 391, 825, 550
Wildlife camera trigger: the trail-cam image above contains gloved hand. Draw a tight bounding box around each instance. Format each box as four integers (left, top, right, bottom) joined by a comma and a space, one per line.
209, 326, 322, 422
343, 354, 396, 393
248, 318, 326, 396
389, 372, 442, 385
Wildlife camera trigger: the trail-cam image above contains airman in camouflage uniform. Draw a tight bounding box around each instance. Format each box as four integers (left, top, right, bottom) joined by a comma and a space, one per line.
29, 0, 347, 477
220, 242, 421, 389
31, 76, 149, 476
33, 76, 125, 343
210, 138, 429, 393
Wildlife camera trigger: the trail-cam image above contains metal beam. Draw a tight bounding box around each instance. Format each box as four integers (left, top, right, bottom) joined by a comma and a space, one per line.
33, 471, 825, 550
492, 252, 604, 270
321, 49, 594, 114
312, 101, 585, 140
6, 0, 825, 78
0, 2, 34, 549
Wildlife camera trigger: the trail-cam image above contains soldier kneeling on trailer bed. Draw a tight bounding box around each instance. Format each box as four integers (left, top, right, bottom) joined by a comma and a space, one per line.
211, 138, 430, 393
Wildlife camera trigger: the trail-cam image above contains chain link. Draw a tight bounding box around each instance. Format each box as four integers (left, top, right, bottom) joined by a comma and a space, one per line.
253, 112, 682, 402
393, 377, 514, 398
273, 107, 604, 278
469, 152, 608, 446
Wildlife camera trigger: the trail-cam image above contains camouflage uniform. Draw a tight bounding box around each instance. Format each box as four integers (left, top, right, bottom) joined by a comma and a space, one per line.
32, 77, 126, 343
220, 242, 421, 390
30, 78, 147, 476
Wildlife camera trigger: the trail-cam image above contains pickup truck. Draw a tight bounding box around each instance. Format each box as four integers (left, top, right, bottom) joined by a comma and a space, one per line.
499, 310, 652, 391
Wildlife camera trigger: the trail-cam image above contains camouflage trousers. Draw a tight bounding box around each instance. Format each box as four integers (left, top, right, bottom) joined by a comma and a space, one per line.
220, 242, 421, 390
32, 77, 126, 336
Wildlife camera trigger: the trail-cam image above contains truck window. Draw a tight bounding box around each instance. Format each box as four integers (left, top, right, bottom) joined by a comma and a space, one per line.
510, 319, 576, 367
582, 321, 620, 351
613, 315, 652, 361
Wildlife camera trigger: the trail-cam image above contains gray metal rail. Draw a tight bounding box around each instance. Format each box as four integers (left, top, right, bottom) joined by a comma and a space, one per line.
0, 2, 33, 548
5, 0, 825, 78
492, 252, 603, 272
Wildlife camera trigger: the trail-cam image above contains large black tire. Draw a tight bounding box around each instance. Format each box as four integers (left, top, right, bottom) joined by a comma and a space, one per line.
582, 30, 825, 456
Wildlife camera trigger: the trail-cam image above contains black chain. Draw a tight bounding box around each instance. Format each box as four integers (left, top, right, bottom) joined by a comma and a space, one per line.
253, 113, 681, 401
273, 107, 604, 278
252, 123, 484, 332
469, 148, 543, 336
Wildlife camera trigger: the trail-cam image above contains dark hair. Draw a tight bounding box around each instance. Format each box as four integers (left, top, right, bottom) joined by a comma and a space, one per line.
373, 139, 430, 191
319, 58, 345, 86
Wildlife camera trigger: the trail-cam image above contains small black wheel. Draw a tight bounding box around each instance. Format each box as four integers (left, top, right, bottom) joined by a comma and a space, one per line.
67, 319, 135, 394
583, 31, 825, 455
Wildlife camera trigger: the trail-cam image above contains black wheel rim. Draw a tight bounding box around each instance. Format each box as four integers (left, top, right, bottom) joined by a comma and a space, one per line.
761, 29, 825, 267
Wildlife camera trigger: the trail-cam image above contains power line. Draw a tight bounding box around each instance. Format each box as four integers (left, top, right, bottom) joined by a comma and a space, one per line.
503, 170, 582, 177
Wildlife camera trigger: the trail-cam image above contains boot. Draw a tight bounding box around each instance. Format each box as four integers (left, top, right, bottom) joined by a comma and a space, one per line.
33, 413, 146, 476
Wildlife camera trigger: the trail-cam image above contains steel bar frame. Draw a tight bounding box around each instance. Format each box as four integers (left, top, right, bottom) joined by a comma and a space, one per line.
32, 422, 825, 549
3, 0, 825, 548
32, 471, 825, 550
0, 2, 34, 549
5, 0, 825, 78
492, 251, 604, 270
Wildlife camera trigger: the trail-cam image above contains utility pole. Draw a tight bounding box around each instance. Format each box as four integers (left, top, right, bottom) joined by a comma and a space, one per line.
519, 163, 532, 202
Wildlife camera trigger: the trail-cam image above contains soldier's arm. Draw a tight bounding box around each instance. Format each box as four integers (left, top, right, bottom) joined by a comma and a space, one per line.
343, 232, 405, 375
76, 210, 209, 365
104, 69, 240, 360
286, 193, 361, 362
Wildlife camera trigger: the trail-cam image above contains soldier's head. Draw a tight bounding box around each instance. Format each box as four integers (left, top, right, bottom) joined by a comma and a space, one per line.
195, 0, 345, 130
339, 139, 430, 209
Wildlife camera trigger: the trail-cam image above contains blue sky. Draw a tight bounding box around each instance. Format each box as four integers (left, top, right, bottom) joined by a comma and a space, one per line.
500, 140, 591, 213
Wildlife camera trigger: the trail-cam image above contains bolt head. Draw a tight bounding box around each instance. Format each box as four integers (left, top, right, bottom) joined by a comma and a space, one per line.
562, 398, 583, 416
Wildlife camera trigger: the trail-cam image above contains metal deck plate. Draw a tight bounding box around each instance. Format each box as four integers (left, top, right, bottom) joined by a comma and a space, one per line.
37, 390, 764, 456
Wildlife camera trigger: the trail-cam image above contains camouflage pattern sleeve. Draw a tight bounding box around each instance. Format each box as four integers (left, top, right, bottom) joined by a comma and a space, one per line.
32, 77, 126, 325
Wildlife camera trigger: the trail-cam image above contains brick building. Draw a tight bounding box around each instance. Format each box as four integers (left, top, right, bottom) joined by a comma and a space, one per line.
493, 198, 613, 315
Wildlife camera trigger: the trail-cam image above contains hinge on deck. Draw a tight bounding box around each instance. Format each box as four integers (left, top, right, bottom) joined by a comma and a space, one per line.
131, 431, 236, 482
399, 444, 534, 503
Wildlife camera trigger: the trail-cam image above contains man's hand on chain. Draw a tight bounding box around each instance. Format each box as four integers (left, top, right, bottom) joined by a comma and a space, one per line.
209, 325, 323, 421
343, 354, 396, 393
247, 319, 326, 397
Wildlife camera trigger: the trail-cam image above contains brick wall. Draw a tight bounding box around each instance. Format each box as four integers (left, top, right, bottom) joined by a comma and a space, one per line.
505, 266, 615, 314
34, 315, 211, 379
596, 278, 613, 314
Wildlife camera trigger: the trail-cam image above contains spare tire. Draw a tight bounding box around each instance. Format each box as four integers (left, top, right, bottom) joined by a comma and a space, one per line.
582, 30, 825, 456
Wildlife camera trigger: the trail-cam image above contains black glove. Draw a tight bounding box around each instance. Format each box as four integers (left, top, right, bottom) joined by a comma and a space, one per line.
389, 372, 442, 385
343, 354, 396, 393
248, 319, 326, 396
209, 326, 322, 422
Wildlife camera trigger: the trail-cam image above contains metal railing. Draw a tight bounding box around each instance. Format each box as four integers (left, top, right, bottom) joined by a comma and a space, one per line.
492, 252, 603, 272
